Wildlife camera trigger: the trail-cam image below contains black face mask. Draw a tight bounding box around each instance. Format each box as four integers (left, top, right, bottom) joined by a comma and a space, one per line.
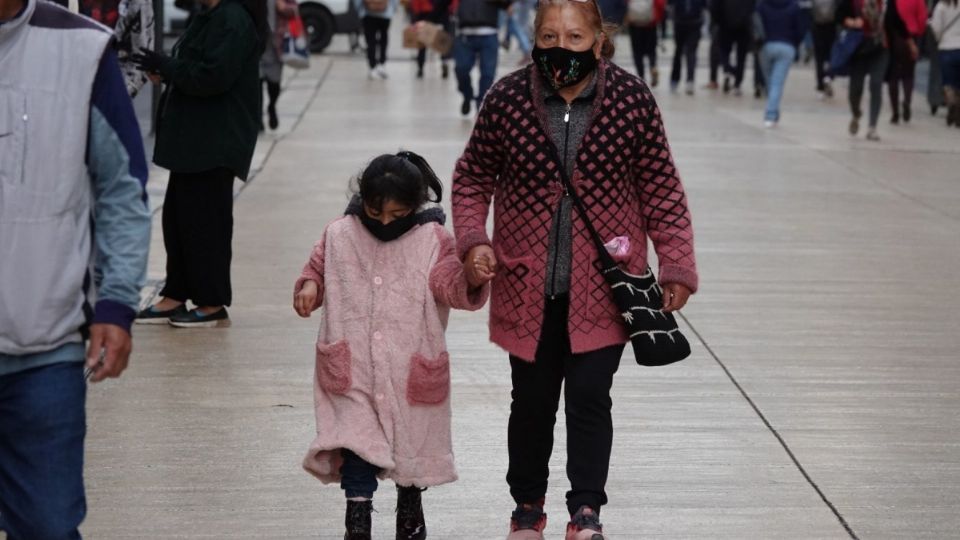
532, 45, 598, 90
359, 212, 418, 242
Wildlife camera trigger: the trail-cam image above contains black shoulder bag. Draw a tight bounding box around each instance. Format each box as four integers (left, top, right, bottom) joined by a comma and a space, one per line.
558, 174, 692, 367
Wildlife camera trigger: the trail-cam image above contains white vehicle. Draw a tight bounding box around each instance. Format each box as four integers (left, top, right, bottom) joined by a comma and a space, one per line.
162, 0, 358, 53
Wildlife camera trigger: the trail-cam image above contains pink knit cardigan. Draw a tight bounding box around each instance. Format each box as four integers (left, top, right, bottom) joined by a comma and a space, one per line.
296, 215, 489, 487
452, 60, 698, 362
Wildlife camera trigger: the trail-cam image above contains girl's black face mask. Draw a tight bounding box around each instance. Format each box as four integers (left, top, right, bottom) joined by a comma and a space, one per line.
359, 212, 418, 242
532, 45, 598, 90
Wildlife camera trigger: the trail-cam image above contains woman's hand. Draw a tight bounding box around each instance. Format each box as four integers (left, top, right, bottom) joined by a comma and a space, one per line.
464, 245, 497, 288
294, 280, 319, 317
844, 17, 864, 29
661, 283, 691, 313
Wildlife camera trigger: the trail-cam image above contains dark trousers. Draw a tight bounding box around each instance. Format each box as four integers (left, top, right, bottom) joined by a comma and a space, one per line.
720, 25, 751, 87
811, 22, 837, 91
672, 22, 702, 83
849, 48, 890, 128
414, 13, 453, 69
453, 34, 499, 104
629, 25, 659, 80
887, 34, 917, 112
362, 16, 390, 68
0, 363, 86, 540
507, 294, 624, 517
709, 25, 721, 83
340, 449, 382, 498
160, 168, 235, 307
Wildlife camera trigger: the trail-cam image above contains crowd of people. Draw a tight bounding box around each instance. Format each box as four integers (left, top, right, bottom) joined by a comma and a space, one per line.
0, 0, 956, 538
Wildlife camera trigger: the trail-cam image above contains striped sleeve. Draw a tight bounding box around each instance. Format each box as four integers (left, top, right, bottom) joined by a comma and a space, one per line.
87, 48, 152, 333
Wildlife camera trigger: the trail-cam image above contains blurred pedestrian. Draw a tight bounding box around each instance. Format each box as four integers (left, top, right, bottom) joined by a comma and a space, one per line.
132, 0, 267, 326
887, 0, 928, 123
261, 0, 298, 130
627, 0, 667, 85
501, 1, 534, 58
930, 0, 960, 125
837, 0, 889, 141
757, 0, 804, 126
454, 0, 504, 115
357, 0, 400, 79
706, 3, 723, 88
411, 0, 455, 78
0, 0, 150, 536
453, 1, 698, 538
811, 0, 838, 97
114, 0, 155, 97
713, 0, 756, 94
670, 0, 708, 94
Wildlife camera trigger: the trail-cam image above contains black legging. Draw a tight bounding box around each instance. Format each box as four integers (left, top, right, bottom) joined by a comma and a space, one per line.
720, 25, 751, 88
671, 21, 701, 84
362, 16, 390, 68
849, 48, 890, 127
413, 13, 453, 70
812, 22, 837, 91
629, 24, 659, 80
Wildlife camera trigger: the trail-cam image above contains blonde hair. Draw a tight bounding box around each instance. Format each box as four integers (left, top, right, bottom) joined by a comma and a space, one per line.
533, 0, 617, 59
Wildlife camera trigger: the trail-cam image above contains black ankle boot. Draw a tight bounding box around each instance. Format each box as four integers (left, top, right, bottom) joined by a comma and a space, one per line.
345, 500, 373, 540
396, 485, 427, 540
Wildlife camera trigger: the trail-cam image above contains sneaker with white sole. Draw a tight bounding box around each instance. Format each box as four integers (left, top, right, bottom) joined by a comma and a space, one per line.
376, 65, 389, 79
168, 308, 230, 328
565, 506, 606, 540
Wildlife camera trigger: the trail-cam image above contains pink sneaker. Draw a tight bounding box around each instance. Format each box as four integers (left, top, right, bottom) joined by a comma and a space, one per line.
506, 500, 547, 540
565, 506, 607, 540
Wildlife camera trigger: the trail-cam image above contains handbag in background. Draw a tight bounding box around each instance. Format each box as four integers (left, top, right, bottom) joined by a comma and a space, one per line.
282, 14, 310, 69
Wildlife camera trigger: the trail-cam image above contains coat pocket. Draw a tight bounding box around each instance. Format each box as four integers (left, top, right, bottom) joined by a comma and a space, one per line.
406, 351, 450, 405
315, 340, 352, 395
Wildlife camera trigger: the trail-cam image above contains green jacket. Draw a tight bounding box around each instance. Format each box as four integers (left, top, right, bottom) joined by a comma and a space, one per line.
154, 0, 261, 180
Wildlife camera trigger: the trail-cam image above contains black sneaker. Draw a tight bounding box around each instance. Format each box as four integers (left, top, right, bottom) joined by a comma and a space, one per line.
135, 304, 187, 325
460, 97, 471, 116
168, 307, 230, 328
344, 500, 373, 540
396, 485, 427, 540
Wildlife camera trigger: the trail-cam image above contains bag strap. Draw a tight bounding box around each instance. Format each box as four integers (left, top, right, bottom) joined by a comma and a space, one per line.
942, 11, 960, 38
554, 161, 620, 270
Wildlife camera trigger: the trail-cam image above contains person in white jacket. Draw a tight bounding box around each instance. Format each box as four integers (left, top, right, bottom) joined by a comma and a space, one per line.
930, 0, 960, 126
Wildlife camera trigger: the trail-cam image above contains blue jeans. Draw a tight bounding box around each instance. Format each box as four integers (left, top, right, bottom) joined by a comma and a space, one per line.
760, 42, 797, 122
340, 449, 381, 499
940, 49, 960, 89
454, 34, 499, 105
500, 11, 531, 55
0, 362, 86, 540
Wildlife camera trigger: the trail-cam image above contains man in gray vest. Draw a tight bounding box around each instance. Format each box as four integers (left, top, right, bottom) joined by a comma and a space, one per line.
0, 0, 151, 536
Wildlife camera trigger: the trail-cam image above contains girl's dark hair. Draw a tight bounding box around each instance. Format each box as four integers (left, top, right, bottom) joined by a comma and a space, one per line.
239, 0, 269, 55
356, 151, 444, 211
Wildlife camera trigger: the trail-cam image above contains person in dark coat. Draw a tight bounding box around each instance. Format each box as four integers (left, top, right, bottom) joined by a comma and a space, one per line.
131, 0, 267, 327
712, 0, 756, 94
835, 0, 890, 140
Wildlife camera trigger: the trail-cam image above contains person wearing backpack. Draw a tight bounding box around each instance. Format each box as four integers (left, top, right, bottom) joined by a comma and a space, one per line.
757, 0, 805, 126
712, 0, 757, 94
811, 0, 838, 97
356, 0, 400, 79
670, 0, 708, 93
627, 0, 667, 85
930, 0, 960, 125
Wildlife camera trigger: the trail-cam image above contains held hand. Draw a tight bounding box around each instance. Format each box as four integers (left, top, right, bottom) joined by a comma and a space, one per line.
845, 17, 864, 29
85, 323, 132, 383
661, 283, 692, 313
294, 280, 319, 318
464, 245, 497, 288
130, 49, 171, 74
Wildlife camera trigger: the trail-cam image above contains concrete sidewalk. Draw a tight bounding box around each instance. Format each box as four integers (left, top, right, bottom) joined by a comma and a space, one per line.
80, 34, 960, 539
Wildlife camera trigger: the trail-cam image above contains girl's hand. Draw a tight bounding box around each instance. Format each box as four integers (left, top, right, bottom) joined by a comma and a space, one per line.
465, 245, 497, 288
294, 280, 319, 317
661, 283, 692, 313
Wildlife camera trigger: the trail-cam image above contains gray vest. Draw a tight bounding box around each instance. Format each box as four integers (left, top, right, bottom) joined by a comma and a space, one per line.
0, 0, 112, 355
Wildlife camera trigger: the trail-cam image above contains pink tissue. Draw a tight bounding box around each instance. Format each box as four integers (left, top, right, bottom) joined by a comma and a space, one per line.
604, 236, 630, 256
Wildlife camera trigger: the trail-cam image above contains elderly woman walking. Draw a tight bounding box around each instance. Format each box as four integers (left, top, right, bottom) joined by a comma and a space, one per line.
452, 0, 698, 538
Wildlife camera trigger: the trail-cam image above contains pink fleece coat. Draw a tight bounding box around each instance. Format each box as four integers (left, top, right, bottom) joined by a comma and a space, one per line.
295, 215, 489, 487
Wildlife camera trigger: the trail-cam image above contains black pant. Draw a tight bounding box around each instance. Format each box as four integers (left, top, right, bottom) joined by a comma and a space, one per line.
849, 48, 890, 128
811, 23, 836, 91
629, 25, 659, 80
362, 16, 390, 68
414, 13, 453, 69
708, 25, 721, 83
672, 21, 701, 84
507, 294, 624, 517
160, 168, 235, 307
720, 25, 751, 88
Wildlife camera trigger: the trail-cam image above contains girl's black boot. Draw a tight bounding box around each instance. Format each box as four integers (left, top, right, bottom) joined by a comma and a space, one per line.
396, 486, 427, 540
345, 500, 373, 540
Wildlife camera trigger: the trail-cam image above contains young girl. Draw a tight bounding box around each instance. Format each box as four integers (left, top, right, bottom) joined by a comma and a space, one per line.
293, 151, 491, 540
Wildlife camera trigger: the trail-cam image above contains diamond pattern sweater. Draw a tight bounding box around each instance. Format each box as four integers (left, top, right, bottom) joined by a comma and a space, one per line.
452, 59, 698, 361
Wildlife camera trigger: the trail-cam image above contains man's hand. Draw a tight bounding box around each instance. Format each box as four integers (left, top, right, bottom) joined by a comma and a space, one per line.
294, 280, 319, 318
85, 323, 132, 383
661, 283, 692, 313
464, 245, 497, 288
130, 49, 171, 74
